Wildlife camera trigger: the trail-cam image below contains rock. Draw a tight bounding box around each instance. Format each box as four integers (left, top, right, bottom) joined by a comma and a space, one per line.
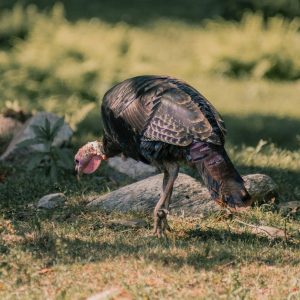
87, 173, 278, 217
243, 174, 278, 205
37, 193, 66, 209
108, 156, 157, 180
0, 115, 23, 154
278, 201, 300, 214
0, 112, 73, 160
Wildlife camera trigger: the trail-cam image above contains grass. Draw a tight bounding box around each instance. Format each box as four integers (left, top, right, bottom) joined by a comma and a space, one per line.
1, 197, 300, 299
1, 3, 300, 300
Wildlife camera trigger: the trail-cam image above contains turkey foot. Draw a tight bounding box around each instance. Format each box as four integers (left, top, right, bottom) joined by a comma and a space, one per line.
153, 209, 171, 238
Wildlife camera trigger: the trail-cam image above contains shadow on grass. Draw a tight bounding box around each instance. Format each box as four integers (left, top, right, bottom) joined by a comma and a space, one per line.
17, 224, 299, 271
223, 113, 300, 150
2, 110, 300, 271
2, 164, 299, 271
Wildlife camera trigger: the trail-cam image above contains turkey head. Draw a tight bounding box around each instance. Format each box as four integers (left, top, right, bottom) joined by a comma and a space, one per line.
75, 141, 107, 175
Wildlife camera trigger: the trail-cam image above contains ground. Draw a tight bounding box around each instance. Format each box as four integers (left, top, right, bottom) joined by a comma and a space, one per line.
0, 3, 300, 299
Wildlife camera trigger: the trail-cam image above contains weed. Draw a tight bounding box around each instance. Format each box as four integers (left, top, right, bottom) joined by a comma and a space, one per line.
16, 117, 73, 182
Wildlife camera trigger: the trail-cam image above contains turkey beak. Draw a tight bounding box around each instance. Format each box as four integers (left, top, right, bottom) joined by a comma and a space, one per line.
76, 168, 82, 181
76, 172, 81, 181
75, 162, 82, 181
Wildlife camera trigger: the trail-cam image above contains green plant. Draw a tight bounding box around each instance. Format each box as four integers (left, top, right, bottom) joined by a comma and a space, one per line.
16, 117, 73, 181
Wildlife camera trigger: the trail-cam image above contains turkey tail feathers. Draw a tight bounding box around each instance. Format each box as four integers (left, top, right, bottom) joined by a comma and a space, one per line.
189, 142, 252, 210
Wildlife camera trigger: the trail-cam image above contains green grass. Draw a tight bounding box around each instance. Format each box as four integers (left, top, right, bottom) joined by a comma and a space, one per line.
1, 4, 300, 300
1, 190, 300, 299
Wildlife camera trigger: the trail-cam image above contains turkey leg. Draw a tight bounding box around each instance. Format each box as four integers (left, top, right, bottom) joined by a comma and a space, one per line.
153, 162, 179, 237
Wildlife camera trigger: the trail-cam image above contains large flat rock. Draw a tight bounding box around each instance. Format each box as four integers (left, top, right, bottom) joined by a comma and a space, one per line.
87, 173, 278, 217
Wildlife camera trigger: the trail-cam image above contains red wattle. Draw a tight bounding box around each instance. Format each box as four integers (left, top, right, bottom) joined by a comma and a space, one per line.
82, 156, 101, 174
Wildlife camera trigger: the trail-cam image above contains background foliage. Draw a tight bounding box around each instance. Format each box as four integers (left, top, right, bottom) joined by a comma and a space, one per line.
1, 0, 300, 23
0, 3, 299, 147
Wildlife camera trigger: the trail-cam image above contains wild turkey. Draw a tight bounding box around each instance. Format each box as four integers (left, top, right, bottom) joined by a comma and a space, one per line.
75, 75, 252, 237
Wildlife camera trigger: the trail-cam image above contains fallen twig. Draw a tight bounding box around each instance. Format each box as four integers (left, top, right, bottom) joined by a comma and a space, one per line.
235, 219, 287, 240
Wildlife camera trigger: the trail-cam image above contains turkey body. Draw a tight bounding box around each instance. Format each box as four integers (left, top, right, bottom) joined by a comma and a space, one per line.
102, 75, 225, 163
101, 75, 251, 236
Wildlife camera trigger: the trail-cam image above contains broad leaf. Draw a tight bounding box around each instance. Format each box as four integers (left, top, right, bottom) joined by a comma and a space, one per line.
43, 142, 51, 153
56, 148, 73, 169
16, 138, 42, 149
50, 163, 58, 182
44, 118, 51, 137
51, 117, 65, 138
27, 153, 46, 170
31, 125, 47, 139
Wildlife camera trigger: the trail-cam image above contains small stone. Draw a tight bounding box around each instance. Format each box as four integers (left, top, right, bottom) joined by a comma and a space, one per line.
37, 193, 66, 209
108, 156, 157, 180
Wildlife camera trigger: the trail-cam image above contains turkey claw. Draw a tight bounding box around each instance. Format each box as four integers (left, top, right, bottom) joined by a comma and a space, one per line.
153, 209, 171, 238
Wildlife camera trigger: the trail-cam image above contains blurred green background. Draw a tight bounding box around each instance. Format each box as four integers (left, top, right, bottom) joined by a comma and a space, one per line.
1, 0, 300, 23
0, 0, 299, 151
